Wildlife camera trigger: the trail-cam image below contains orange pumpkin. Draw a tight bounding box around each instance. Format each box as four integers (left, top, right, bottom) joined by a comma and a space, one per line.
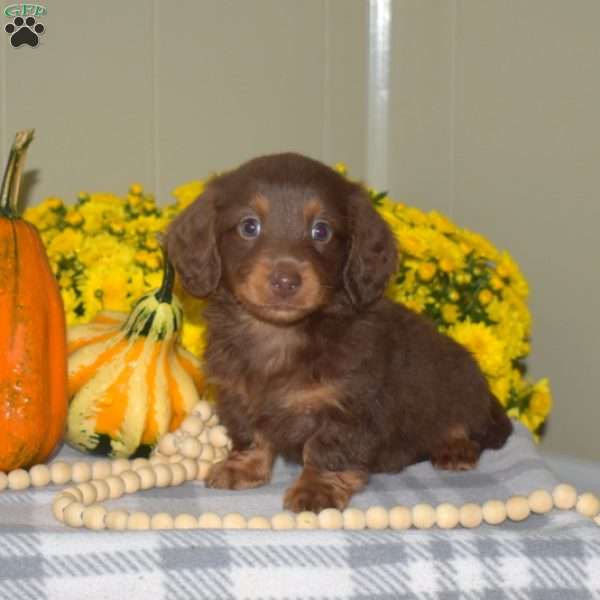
0, 130, 68, 472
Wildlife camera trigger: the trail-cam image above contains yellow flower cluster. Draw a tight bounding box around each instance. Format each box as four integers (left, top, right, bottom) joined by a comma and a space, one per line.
24, 184, 208, 359
372, 190, 550, 438
25, 168, 552, 438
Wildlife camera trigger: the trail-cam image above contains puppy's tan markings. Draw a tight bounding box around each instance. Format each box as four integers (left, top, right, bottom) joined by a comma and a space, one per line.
250, 194, 270, 217
296, 262, 327, 307
303, 197, 323, 222
236, 257, 273, 306
283, 465, 368, 513
206, 432, 275, 490
283, 382, 346, 415
239, 314, 305, 376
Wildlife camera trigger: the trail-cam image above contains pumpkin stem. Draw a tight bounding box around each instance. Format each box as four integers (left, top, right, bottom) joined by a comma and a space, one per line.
0, 130, 35, 218
155, 249, 175, 304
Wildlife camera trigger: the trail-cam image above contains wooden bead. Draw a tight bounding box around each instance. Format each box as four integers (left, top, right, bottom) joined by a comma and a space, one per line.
90, 479, 110, 502
248, 516, 271, 529
131, 458, 150, 471
181, 415, 205, 436
179, 437, 202, 459
149, 454, 169, 465
506, 496, 530, 521
61, 486, 83, 502
198, 512, 222, 529
0, 472, 8, 491
29, 464, 51, 487
576, 493, 600, 518
366, 506, 389, 529
170, 463, 187, 486
104, 475, 126, 499
412, 504, 436, 529
196, 460, 212, 481
71, 462, 92, 483
208, 426, 230, 448
76, 482, 97, 505
179, 458, 199, 481
127, 511, 151, 530
553, 483, 577, 510
168, 454, 183, 463
342, 508, 366, 530
82, 505, 107, 530
389, 506, 412, 530
91, 460, 112, 480
8, 469, 31, 491
50, 461, 72, 485
158, 433, 179, 456
206, 415, 219, 427
151, 513, 175, 529
152, 464, 173, 488
459, 503, 483, 528
199, 445, 215, 462
198, 429, 210, 444
528, 489, 553, 514
63, 502, 86, 528
319, 508, 343, 530
271, 512, 296, 530
436, 503, 460, 529
106, 510, 129, 530
193, 400, 213, 422
110, 458, 131, 476
136, 467, 157, 490
296, 511, 319, 529
52, 495, 75, 521
482, 500, 507, 525
119, 470, 141, 494
174, 514, 199, 529
223, 513, 247, 529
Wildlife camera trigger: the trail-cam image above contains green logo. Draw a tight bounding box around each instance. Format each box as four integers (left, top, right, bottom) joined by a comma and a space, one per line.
4, 4, 47, 17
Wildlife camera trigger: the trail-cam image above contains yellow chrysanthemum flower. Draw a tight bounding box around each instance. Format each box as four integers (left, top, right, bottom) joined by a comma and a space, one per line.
441, 303, 459, 324
172, 180, 205, 210
529, 378, 552, 418
24, 200, 62, 230
427, 211, 456, 234
447, 321, 508, 377
48, 228, 84, 258
418, 262, 437, 282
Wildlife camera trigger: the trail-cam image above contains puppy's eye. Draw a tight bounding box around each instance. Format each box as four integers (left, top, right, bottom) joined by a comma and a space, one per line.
238, 216, 261, 239
310, 220, 332, 243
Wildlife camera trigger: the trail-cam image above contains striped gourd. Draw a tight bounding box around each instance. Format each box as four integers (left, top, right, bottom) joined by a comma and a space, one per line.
66, 259, 205, 458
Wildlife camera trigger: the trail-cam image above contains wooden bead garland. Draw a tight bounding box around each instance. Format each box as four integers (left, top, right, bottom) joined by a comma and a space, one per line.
1, 398, 599, 533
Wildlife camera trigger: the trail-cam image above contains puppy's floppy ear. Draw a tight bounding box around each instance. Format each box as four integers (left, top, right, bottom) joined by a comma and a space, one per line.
343, 189, 398, 308
164, 185, 221, 298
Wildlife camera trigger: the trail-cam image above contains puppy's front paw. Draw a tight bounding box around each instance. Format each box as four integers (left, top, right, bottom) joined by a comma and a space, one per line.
205, 451, 270, 490
283, 475, 350, 513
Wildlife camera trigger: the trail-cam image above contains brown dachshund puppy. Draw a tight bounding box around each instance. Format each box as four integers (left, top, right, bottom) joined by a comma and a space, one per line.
165, 153, 512, 513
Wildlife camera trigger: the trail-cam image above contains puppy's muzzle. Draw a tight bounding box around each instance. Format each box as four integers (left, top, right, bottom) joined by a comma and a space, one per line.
269, 263, 302, 298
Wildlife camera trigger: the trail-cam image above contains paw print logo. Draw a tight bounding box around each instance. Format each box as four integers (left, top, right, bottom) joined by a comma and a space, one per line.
5, 16, 45, 48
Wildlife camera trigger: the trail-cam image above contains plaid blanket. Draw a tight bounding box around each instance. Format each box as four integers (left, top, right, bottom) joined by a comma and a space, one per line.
1, 422, 598, 600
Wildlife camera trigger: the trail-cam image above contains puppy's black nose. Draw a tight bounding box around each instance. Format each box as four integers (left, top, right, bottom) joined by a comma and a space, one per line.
269, 268, 302, 297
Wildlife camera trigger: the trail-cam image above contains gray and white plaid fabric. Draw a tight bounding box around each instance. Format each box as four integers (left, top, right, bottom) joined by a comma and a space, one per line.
1, 422, 599, 600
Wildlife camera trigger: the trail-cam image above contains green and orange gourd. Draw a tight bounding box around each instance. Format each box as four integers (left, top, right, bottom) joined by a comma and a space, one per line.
66, 256, 207, 458
0, 130, 68, 472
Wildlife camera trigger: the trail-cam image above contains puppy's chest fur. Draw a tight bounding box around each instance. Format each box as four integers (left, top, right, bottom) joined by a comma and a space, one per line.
205, 312, 343, 440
